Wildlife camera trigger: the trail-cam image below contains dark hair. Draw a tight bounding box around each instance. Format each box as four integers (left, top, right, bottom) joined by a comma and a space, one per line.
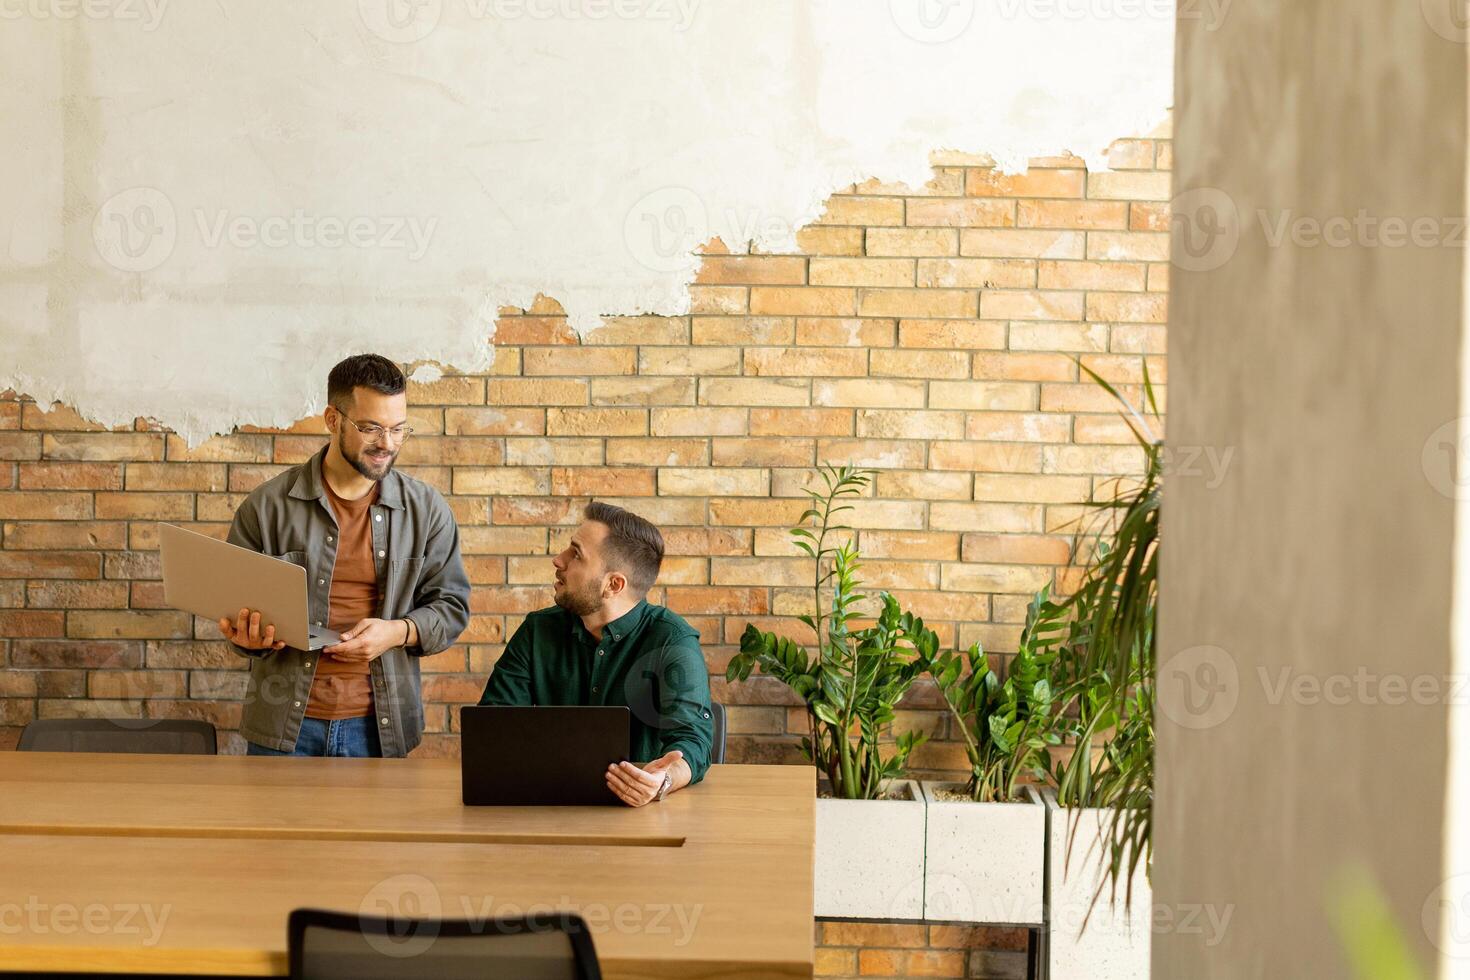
327, 354, 407, 411
584, 500, 664, 595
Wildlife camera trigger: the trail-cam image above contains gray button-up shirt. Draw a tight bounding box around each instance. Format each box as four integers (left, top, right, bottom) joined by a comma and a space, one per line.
225, 447, 470, 756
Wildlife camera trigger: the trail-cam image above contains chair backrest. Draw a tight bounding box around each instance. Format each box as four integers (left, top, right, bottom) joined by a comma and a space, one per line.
17, 718, 217, 755
289, 908, 601, 980
709, 700, 727, 765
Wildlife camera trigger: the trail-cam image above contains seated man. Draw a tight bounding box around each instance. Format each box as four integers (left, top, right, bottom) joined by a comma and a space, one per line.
478, 501, 714, 806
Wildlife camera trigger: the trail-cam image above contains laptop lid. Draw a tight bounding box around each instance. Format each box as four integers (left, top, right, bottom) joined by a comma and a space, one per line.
158, 522, 316, 651
460, 706, 632, 806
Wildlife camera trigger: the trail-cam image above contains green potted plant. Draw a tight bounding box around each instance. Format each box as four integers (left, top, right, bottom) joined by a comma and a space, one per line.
917, 589, 1069, 926
726, 463, 931, 918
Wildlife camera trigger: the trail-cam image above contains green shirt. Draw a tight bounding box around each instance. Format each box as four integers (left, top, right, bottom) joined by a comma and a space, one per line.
478, 599, 714, 784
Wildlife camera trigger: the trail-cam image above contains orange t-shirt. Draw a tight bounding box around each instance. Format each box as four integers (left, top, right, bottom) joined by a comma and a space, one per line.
305, 479, 382, 720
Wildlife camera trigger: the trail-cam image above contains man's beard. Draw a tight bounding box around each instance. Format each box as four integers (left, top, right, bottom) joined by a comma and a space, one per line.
342, 435, 397, 481
553, 577, 603, 617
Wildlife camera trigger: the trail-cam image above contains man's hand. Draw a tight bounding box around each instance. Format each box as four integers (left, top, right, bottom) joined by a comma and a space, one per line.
323, 618, 407, 663
606, 750, 684, 808
218, 608, 286, 651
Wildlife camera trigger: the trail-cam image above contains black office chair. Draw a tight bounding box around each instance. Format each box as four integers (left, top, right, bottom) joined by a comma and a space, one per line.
709, 700, 727, 765
17, 718, 217, 755
289, 908, 601, 980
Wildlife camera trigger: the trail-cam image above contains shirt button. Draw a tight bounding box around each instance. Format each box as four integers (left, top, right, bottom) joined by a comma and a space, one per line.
304, 661, 312, 668
318, 579, 324, 585
592, 687, 599, 694
293, 701, 301, 708
378, 550, 386, 558
375, 514, 382, 522
380, 717, 389, 726
327, 535, 333, 543
314, 621, 322, 627
598, 651, 604, 657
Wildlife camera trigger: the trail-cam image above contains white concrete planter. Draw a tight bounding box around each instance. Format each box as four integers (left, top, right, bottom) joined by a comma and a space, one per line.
1042, 791, 1151, 980
919, 781, 1046, 926
813, 779, 926, 919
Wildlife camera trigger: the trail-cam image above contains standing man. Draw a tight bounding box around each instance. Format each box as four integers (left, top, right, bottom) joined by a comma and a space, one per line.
220, 354, 470, 757
479, 501, 714, 806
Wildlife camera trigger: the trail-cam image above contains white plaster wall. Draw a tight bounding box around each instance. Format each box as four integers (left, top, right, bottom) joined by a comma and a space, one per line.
0, 0, 1172, 442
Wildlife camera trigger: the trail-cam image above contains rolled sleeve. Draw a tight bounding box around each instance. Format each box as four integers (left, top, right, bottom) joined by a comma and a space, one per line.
655, 637, 714, 785
402, 495, 470, 656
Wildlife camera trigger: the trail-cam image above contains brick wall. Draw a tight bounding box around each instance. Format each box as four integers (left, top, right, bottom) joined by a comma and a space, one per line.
816, 921, 1031, 979
0, 122, 1169, 774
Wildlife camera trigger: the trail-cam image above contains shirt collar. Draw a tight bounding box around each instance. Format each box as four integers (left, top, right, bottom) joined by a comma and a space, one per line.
569, 598, 649, 646
289, 445, 405, 510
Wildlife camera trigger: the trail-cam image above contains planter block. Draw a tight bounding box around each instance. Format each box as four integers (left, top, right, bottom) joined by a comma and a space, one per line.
814, 780, 926, 919
920, 781, 1045, 925
1044, 798, 1151, 980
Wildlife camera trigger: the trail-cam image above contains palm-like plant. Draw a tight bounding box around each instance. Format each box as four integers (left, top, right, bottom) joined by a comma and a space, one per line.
1046, 361, 1161, 912
725, 464, 929, 799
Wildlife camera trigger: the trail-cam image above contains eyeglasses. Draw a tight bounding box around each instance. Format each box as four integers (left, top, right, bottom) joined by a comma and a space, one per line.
338, 412, 414, 443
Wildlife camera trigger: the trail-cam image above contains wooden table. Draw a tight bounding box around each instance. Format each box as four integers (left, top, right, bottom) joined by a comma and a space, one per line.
0, 754, 815, 978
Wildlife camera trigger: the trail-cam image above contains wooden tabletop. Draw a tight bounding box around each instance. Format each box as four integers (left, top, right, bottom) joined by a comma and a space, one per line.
0, 754, 815, 978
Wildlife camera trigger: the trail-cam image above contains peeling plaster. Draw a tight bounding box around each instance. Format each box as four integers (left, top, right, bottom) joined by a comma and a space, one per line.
0, 0, 1173, 444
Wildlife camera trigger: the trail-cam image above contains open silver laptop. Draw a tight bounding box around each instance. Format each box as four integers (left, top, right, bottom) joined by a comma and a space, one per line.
158, 523, 342, 651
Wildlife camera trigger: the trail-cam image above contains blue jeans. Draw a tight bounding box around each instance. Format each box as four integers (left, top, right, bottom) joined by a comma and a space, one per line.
246, 715, 382, 758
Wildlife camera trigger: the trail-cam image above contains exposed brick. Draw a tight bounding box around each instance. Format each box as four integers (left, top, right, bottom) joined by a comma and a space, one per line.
691, 316, 794, 346
445, 408, 547, 436
523, 346, 636, 377
794, 317, 896, 348
164, 434, 271, 463
16, 461, 124, 490
0, 493, 92, 520
2, 522, 125, 551
10, 639, 143, 668
966, 167, 1085, 198
695, 255, 807, 285
750, 408, 852, 436
550, 467, 657, 497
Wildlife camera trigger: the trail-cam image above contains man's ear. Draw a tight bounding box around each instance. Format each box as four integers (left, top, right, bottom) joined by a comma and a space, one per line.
604, 571, 628, 598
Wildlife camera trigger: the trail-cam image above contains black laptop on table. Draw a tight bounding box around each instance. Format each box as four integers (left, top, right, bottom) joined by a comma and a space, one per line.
460, 705, 631, 806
